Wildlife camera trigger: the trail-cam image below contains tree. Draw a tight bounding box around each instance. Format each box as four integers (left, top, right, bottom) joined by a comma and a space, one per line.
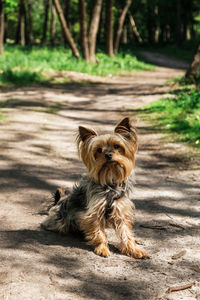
50, 1, 56, 45
128, 12, 142, 43
1, 0, 200, 58
79, 0, 89, 61
88, 0, 102, 62
53, 0, 80, 57
105, 0, 114, 57
42, 0, 50, 45
27, 0, 34, 44
114, 0, 131, 54
0, 0, 4, 54
185, 42, 200, 79
16, 0, 26, 45
78, 0, 103, 62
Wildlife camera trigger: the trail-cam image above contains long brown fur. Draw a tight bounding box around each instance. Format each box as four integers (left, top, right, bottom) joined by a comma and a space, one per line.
42, 117, 148, 259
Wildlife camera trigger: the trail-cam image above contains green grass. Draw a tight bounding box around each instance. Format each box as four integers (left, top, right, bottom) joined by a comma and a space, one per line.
0, 45, 155, 86
138, 88, 200, 150
0, 69, 49, 86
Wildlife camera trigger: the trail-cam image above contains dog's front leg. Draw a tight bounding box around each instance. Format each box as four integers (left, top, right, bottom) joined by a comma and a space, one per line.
116, 220, 148, 259
77, 213, 110, 257
88, 224, 110, 258
110, 198, 148, 259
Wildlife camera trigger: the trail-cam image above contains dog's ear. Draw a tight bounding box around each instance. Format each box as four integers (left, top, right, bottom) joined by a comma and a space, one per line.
78, 126, 97, 142
115, 117, 131, 133
115, 117, 131, 135
114, 117, 137, 142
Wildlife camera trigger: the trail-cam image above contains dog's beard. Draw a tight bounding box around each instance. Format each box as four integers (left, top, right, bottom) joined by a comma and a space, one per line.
98, 161, 125, 186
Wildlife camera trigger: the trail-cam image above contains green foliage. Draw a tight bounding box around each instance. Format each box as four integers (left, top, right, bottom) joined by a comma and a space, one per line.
0, 69, 48, 86
173, 89, 200, 109
0, 45, 155, 84
140, 89, 200, 149
5, 0, 18, 14
3, 0, 200, 50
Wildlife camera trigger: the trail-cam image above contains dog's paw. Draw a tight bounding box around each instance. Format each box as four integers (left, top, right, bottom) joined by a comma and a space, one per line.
131, 247, 149, 259
121, 245, 149, 259
94, 244, 110, 257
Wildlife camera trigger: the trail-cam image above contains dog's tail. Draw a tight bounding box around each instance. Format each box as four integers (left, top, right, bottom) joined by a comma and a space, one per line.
53, 187, 71, 205
41, 187, 71, 233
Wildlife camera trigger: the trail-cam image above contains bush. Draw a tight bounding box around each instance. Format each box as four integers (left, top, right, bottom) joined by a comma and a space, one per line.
140, 88, 200, 149
0, 69, 46, 86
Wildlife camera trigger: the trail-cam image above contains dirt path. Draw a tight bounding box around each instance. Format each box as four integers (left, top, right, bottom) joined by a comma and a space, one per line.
0, 55, 200, 300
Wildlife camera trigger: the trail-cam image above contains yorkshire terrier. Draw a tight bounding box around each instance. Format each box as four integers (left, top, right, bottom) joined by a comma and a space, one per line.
41, 117, 148, 259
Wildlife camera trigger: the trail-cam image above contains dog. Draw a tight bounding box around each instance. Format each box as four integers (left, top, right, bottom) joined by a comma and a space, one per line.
41, 117, 148, 259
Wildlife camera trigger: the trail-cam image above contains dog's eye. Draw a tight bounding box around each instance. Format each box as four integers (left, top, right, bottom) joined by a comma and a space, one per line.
114, 144, 120, 149
97, 147, 102, 153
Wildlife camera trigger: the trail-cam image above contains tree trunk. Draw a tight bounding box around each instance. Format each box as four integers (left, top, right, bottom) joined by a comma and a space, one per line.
0, 0, 4, 54
105, 0, 114, 57
27, 0, 34, 44
3, 10, 7, 43
79, 0, 89, 61
122, 25, 127, 44
42, 0, 50, 44
16, 0, 26, 45
88, 0, 102, 62
20, 0, 26, 46
97, 6, 103, 45
185, 43, 200, 79
53, 0, 80, 58
182, 0, 190, 41
128, 13, 142, 43
114, 0, 131, 54
154, 5, 159, 43
176, 0, 182, 47
21, 0, 26, 46
50, 2, 56, 45
127, 21, 133, 41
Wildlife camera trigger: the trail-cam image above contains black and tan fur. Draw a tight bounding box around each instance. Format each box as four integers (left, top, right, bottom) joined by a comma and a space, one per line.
41, 117, 148, 258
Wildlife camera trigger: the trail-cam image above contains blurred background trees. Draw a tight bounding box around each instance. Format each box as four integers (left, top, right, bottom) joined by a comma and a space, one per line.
0, 0, 200, 75
1, 0, 200, 48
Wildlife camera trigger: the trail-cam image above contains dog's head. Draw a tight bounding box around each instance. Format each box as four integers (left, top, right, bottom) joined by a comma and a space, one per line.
77, 117, 138, 186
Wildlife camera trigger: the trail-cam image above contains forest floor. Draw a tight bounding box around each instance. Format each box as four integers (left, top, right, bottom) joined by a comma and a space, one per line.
0, 52, 200, 300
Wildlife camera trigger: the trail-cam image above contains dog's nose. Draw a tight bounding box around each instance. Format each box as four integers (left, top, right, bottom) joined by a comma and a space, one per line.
105, 153, 112, 161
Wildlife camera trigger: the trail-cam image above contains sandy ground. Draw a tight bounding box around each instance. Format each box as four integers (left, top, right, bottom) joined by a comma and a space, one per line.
0, 54, 200, 300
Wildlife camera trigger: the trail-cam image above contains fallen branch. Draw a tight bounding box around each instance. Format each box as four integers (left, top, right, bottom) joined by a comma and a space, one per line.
169, 222, 185, 230
165, 214, 186, 230
140, 224, 167, 230
167, 282, 195, 293
172, 250, 186, 260
165, 213, 174, 220
140, 221, 185, 231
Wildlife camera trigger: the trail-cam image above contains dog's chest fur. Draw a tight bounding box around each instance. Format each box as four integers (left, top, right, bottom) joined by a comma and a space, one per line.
55, 173, 135, 231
